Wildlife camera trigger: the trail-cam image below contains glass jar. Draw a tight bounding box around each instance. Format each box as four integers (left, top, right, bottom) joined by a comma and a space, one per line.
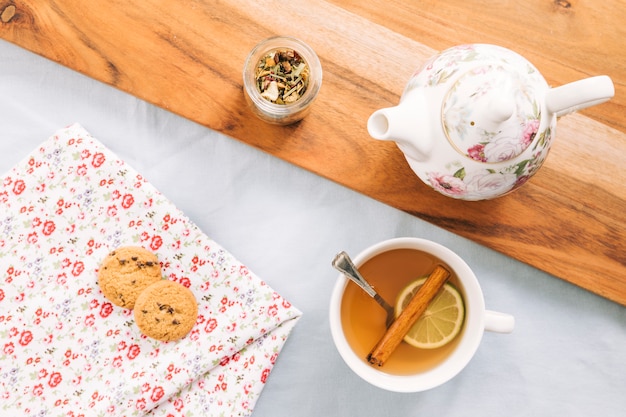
243, 36, 322, 125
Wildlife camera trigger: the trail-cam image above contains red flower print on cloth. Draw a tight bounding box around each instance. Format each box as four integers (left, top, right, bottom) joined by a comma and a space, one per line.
3, 342, 15, 355
127, 344, 141, 360
0, 124, 301, 417
76, 163, 88, 176
99, 302, 114, 318
92, 152, 106, 168
19, 330, 33, 346
151, 386, 165, 402
48, 372, 63, 388
42, 220, 56, 235
12, 179, 25, 195
33, 383, 44, 396
149, 235, 163, 251
121, 193, 134, 209
260, 368, 271, 384
71, 261, 85, 277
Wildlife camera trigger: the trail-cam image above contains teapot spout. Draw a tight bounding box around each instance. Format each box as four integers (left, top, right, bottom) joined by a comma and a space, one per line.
367, 95, 432, 162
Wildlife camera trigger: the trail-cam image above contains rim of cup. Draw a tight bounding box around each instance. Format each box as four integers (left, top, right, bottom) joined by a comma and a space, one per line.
329, 237, 486, 392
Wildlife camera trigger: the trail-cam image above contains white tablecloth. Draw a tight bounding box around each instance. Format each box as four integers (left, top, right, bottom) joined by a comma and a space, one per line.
1, 39, 625, 416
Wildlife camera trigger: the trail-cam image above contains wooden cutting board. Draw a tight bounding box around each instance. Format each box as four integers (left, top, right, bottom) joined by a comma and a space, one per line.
1, 0, 625, 304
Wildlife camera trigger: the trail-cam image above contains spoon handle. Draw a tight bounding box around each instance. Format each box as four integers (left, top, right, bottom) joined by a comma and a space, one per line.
331, 251, 378, 298
332, 251, 396, 327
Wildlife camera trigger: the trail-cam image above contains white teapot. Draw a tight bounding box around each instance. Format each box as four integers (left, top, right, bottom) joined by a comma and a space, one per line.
367, 44, 614, 200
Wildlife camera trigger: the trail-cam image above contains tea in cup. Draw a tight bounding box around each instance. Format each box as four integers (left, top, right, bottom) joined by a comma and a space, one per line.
329, 237, 514, 392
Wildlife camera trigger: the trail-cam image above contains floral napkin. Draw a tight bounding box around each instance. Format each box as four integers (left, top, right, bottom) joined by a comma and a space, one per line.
0, 124, 302, 416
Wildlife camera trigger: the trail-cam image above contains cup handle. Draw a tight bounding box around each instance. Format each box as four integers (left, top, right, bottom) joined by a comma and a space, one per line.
484, 310, 515, 333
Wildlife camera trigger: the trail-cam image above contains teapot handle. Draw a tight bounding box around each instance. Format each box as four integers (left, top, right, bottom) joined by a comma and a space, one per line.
545, 75, 614, 118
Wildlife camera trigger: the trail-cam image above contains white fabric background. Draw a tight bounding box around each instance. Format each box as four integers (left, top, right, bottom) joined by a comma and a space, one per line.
1, 39, 625, 416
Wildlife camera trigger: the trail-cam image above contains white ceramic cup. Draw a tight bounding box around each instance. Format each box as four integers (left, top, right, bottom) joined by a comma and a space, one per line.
329, 237, 514, 392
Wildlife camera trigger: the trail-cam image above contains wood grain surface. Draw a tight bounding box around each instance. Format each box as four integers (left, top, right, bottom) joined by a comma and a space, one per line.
1, 0, 625, 304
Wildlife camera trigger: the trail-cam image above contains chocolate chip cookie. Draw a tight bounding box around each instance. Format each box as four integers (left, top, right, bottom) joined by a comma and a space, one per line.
98, 246, 162, 309
134, 280, 198, 342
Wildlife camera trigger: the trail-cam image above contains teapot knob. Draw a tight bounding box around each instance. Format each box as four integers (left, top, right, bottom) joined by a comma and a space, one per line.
482, 97, 515, 131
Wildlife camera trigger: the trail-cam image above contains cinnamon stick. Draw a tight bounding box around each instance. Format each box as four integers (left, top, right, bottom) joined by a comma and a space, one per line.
367, 265, 451, 367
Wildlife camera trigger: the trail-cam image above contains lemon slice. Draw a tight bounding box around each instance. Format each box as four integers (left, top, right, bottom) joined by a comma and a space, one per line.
395, 277, 465, 349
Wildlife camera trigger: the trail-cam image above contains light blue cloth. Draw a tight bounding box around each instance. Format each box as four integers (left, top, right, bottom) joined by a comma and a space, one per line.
1, 39, 624, 416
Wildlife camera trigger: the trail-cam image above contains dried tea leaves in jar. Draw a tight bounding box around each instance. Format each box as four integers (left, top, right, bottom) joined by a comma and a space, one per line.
255, 49, 310, 104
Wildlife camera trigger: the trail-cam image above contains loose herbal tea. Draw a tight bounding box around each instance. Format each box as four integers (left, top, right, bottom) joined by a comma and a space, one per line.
255, 48, 310, 104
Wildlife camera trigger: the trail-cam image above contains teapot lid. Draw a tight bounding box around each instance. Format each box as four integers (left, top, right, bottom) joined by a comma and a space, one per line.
442, 63, 542, 163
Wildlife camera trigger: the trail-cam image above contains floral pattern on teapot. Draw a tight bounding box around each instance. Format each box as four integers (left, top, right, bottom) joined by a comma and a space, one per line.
404, 44, 554, 200
442, 65, 541, 163
425, 126, 552, 200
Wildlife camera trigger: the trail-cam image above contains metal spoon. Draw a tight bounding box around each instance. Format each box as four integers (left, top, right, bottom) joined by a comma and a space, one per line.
332, 251, 395, 327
